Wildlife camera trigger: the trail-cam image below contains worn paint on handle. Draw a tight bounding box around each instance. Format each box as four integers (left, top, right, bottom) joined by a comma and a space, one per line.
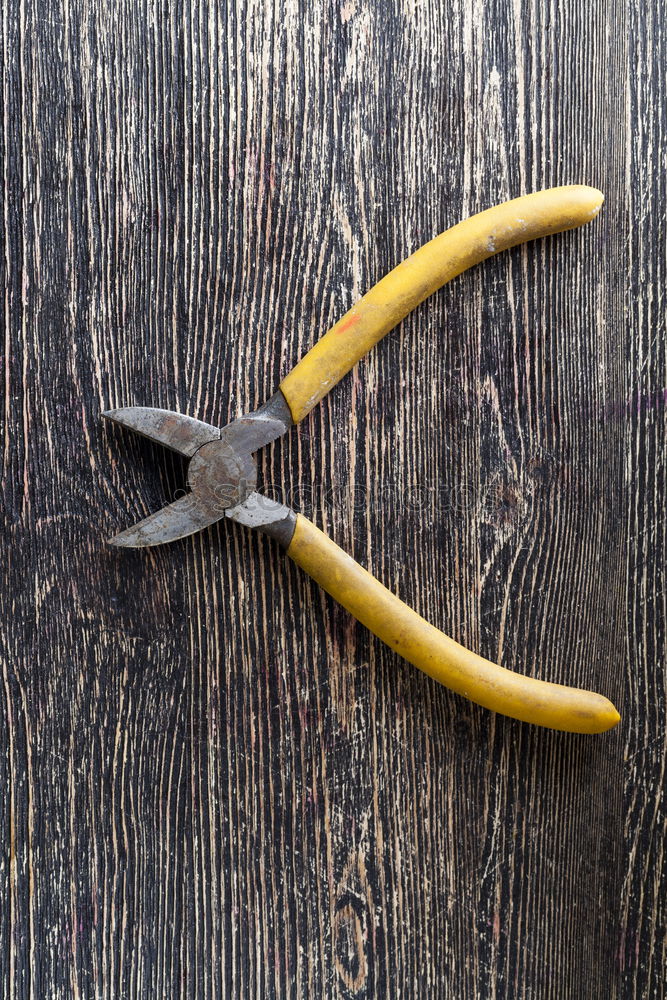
287, 514, 620, 733
280, 185, 604, 422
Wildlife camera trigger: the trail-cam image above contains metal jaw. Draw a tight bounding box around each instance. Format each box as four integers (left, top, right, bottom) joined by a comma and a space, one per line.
103, 392, 296, 548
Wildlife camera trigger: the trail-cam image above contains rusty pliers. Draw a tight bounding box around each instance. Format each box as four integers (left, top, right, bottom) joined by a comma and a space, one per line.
104, 186, 620, 733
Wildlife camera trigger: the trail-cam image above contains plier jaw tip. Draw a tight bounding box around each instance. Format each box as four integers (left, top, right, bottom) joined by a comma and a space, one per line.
107, 494, 221, 548
102, 407, 220, 457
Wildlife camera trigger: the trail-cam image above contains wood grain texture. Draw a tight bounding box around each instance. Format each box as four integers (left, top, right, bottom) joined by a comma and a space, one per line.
0, 0, 662, 997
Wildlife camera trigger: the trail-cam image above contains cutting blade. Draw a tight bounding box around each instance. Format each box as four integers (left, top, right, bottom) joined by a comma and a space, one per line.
108, 494, 223, 547
103, 407, 220, 457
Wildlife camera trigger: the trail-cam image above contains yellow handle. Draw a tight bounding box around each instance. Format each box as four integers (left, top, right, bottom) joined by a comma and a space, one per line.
287, 515, 620, 733
280, 185, 604, 422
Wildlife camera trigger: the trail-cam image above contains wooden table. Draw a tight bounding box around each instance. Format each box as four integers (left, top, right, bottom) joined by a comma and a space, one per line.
1, 0, 664, 996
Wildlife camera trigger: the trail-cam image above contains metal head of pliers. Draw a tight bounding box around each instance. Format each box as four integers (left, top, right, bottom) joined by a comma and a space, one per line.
103, 390, 298, 548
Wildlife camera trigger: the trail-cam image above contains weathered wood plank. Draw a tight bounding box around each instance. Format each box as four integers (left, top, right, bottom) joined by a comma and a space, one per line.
0, 0, 663, 996
620, 1, 667, 995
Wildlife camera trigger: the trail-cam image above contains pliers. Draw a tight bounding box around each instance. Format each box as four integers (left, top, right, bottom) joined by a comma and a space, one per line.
104, 186, 620, 734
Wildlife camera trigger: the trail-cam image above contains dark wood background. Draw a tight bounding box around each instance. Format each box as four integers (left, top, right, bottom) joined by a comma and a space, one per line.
1, 0, 665, 996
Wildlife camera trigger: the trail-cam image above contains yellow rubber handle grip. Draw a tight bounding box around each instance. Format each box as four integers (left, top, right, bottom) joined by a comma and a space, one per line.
280, 185, 604, 422
287, 515, 620, 733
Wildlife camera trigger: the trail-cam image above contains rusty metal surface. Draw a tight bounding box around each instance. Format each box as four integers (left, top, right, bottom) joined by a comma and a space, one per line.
103, 407, 221, 456
103, 393, 294, 547
188, 439, 258, 511
226, 492, 297, 548
108, 494, 223, 547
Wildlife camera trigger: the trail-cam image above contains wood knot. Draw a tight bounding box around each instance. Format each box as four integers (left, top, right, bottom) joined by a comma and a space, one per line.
481, 475, 529, 530
333, 850, 374, 994
333, 892, 369, 994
